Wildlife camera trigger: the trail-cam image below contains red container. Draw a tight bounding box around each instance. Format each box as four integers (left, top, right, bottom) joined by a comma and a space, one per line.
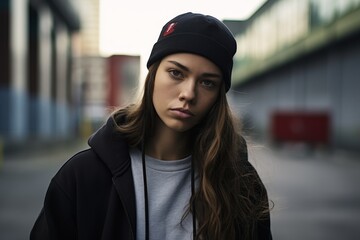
271, 111, 330, 144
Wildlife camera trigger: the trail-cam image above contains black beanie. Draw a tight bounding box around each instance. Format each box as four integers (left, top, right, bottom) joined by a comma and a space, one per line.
147, 12, 237, 92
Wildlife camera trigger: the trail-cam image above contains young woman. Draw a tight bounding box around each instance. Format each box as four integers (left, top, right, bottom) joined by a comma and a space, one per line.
31, 12, 272, 240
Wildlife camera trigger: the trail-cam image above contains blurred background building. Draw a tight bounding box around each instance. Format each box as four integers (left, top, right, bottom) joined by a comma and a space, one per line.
77, 0, 100, 56
1, 0, 359, 153
75, 0, 140, 134
0, 0, 140, 153
228, 0, 360, 152
0, 0, 81, 149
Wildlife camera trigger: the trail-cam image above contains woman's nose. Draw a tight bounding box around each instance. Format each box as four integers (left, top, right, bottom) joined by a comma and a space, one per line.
178, 80, 196, 103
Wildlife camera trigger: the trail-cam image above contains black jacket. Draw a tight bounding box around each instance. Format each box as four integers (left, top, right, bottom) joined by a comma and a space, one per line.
30, 117, 272, 240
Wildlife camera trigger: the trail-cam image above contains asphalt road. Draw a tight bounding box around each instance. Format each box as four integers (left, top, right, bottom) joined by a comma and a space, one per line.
1, 142, 359, 240
250, 144, 360, 240
0, 141, 87, 240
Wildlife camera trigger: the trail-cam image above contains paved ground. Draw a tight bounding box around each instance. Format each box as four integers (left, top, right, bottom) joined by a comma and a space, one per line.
249, 144, 360, 240
0, 141, 88, 240
0, 142, 360, 239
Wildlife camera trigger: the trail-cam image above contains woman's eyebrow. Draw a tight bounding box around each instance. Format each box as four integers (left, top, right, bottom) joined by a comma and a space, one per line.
167, 60, 190, 72
167, 60, 221, 79
201, 72, 222, 79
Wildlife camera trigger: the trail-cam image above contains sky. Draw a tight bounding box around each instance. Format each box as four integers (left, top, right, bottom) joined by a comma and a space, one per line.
99, 0, 266, 77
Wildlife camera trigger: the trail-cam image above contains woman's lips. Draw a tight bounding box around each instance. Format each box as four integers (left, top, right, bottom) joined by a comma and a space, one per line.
170, 108, 194, 119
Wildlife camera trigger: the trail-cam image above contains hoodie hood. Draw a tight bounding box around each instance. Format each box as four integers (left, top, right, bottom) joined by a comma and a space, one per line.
88, 116, 131, 177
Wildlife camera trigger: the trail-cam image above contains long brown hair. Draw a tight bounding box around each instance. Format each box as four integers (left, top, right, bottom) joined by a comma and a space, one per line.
112, 61, 271, 239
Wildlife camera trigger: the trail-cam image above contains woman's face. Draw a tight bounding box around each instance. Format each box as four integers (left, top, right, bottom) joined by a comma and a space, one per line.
153, 53, 222, 133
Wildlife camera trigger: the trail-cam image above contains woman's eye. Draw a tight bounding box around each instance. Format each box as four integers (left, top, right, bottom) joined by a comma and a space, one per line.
201, 80, 215, 88
169, 69, 183, 79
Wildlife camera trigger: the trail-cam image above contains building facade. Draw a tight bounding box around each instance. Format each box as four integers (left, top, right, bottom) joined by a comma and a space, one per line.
230, 0, 360, 151
0, 0, 81, 149
77, 54, 140, 134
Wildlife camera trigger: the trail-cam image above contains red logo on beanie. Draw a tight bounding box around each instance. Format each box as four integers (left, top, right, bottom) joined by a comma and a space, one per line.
163, 22, 177, 36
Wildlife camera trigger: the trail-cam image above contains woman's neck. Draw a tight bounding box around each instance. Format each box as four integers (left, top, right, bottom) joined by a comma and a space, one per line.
146, 123, 192, 160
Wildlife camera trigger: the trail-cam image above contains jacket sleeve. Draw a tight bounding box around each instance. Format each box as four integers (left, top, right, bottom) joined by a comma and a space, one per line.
241, 137, 273, 240
256, 216, 272, 240
30, 178, 77, 240
242, 172, 273, 239
248, 159, 272, 240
